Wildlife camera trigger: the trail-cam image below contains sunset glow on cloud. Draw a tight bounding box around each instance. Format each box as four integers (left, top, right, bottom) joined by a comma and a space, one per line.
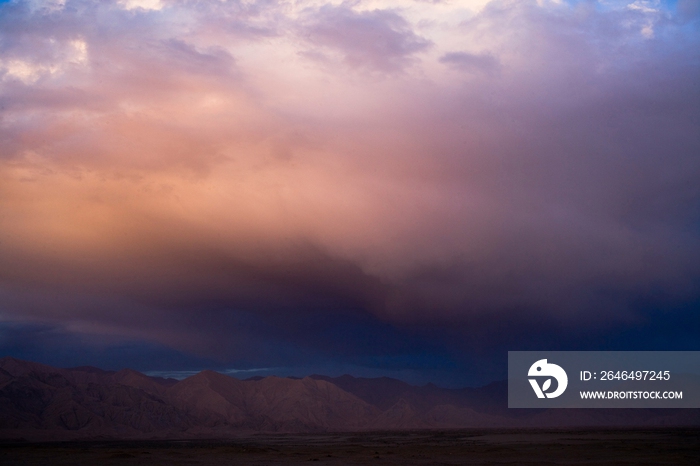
1, 0, 699, 384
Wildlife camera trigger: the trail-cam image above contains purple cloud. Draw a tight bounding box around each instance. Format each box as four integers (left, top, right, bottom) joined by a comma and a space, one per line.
0, 0, 698, 378
439, 51, 500, 74
300, 5, 431, 72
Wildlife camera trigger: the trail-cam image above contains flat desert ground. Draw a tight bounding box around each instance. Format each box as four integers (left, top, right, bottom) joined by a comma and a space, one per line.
1, 428, 699, 465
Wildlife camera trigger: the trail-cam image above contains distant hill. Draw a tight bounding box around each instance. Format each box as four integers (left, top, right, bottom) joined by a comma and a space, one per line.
0, 357, 698, 440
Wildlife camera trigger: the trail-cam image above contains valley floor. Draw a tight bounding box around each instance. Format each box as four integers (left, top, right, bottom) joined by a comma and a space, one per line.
1, 428, 699, 465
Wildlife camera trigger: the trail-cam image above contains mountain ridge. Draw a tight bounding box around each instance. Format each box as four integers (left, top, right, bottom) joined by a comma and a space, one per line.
0, 357, 697, 440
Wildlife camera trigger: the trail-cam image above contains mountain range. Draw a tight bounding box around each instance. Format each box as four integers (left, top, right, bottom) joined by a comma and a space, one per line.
1, 357, 698, 440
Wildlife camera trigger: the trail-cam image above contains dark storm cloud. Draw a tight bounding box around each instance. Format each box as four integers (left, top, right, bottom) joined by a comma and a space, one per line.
0, 320, 221, 372
0, 0, 699, 383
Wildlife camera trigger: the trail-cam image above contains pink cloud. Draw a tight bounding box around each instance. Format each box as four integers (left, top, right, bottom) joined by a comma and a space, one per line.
0, 0, 698, 359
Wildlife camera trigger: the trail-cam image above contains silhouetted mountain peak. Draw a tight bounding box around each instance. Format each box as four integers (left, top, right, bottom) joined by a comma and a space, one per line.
0, 356, 59, 377
1, 358, 698, 440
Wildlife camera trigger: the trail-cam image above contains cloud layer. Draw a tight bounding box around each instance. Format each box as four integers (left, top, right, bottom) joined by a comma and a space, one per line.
1, 0, 699, 382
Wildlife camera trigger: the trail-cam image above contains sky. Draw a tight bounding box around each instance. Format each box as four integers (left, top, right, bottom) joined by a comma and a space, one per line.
0, 0, 699, 387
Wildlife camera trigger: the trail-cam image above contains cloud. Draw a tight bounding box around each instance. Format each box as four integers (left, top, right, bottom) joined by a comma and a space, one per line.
677, 0, 700, 21
0, 0, 698, 379
439, 51, 499, 74
119, 0, 162, 11
300, 4, 432, 72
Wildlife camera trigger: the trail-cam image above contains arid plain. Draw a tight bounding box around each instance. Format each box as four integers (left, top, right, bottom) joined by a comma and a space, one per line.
2, 428, 699, 465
